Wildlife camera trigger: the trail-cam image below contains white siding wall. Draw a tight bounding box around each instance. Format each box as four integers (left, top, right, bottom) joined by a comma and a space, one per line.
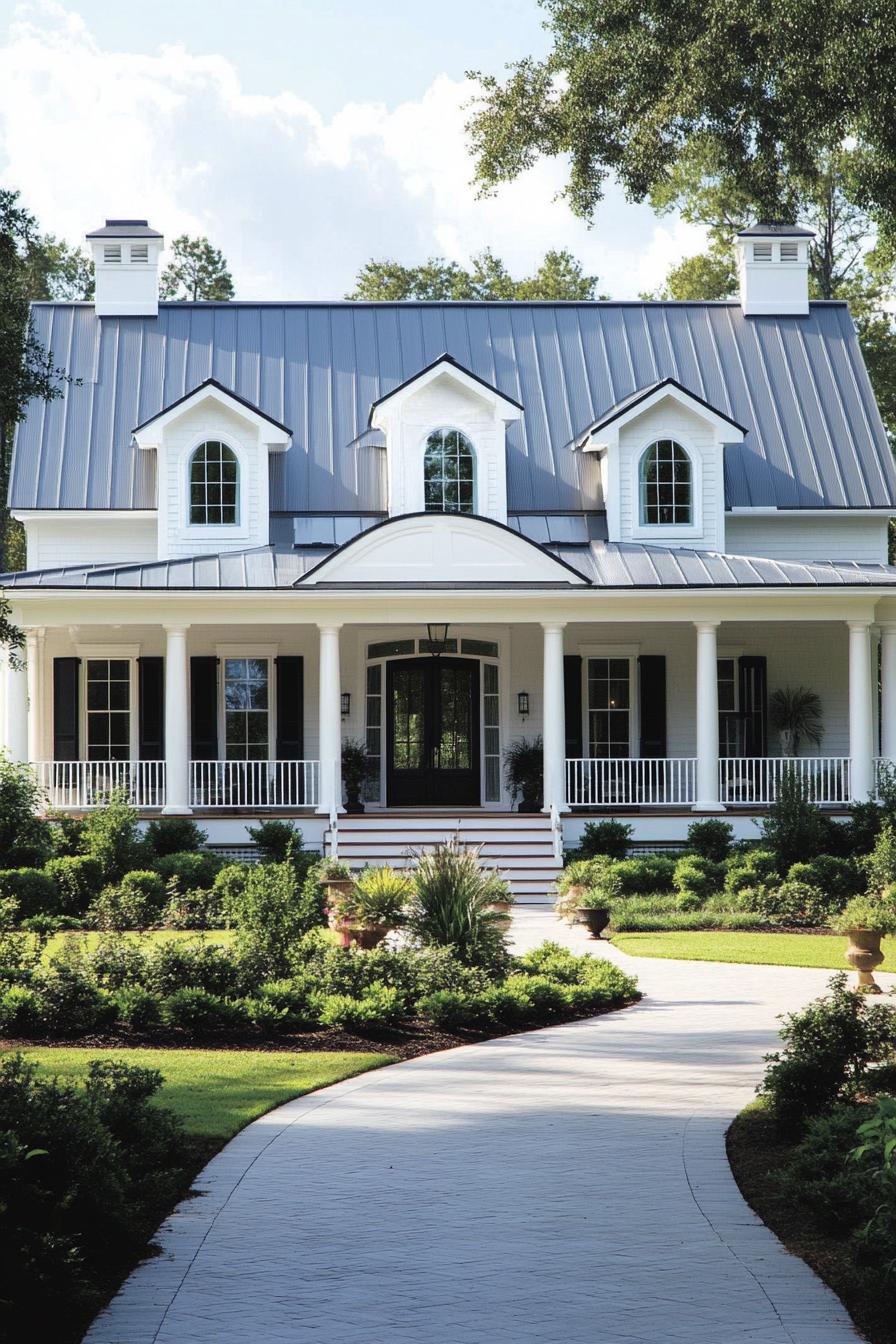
23, 516, 158, 569
614, 400, 725, 551
726, 514, 889, 564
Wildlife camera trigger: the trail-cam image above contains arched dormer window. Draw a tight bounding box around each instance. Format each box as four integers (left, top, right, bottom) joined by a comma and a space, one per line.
639, 439, 692, 526
189, 440, 239, 525
423, 427, 475, 514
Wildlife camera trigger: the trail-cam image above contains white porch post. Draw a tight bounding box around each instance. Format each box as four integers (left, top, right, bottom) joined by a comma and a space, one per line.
541, 622, 567, 813
879, 623, 896, 762
26, 628, 43, 763
162, 625, 192, 814
317, 623, 343, 815
848, 619, 874, 801
694, 620, 723, 811
3, 647, 28, 764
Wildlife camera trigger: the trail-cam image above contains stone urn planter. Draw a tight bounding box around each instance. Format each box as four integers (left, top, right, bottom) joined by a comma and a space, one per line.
577, 906, 611, 939
844, 929, 885, 993
563, 885, 589, 923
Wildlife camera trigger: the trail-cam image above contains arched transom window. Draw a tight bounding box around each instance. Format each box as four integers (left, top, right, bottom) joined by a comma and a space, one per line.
639, 439, 692, 526
189, 440, 239, 525
423, 427, 475, 514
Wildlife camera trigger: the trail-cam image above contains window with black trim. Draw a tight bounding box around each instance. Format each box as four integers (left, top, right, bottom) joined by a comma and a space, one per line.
587, 658, 630, 759
86, 659, 130, 761
423, 427, 475, 513
189, 440, 239, 525
224, 658, 269, 760
639, 439, 692, 526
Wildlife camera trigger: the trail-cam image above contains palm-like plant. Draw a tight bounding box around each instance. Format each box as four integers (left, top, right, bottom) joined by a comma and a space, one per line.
408, 839, 511, 966
768, 686, 824, 756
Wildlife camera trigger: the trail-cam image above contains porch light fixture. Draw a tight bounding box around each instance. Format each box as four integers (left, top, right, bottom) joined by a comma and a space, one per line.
341, 692, 351, 717
425, 623, 450, 657
517, 691, 530, 719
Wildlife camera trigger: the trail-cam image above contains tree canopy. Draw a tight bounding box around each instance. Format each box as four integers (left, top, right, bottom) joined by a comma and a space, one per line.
160, 236, 235, 301
347, 247, 601, 301
468, 1, 896, 239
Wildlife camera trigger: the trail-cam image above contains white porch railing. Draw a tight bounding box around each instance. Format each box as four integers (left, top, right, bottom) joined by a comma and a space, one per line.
719, 756, 851, 805
190, 760, 320, 809
566, 757, 698, 807
36, 760, 167, 809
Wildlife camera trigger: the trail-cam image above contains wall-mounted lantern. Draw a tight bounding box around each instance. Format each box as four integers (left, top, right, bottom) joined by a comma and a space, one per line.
517, 691, 530, 719
341, 692, 351, 717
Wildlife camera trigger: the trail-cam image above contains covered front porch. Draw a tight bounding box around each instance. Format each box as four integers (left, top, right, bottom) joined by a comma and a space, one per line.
2, 599, 893, 842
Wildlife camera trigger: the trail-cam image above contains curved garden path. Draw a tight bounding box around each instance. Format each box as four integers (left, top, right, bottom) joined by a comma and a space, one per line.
87, 913, 891, 1344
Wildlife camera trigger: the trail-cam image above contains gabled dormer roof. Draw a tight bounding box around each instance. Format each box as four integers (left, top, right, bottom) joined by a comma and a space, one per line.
132, 377, 292, 445
367, 352, 524, 427
574, 377, 747, 449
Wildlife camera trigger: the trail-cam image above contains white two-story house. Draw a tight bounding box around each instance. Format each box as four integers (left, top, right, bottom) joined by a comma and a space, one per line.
3, 217, 896, 896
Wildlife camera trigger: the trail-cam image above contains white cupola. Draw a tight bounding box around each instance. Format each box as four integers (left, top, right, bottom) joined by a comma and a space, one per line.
86, 219, 164, 317
735, 223, 814, 317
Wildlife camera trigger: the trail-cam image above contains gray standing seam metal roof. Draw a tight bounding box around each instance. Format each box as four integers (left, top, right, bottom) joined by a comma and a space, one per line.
3, 539, 896, 590
11, 300, 896, 514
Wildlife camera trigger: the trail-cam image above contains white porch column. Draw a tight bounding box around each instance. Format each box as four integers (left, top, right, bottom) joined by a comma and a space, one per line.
162, 625, 191, 814
317, 623, 343, 815
26, 628, 44, 763
694, 620, 723, 811
541, 622, 567, 813
3, 647, 28, 764
848, 619, 874, 801
879, 623, 896, 762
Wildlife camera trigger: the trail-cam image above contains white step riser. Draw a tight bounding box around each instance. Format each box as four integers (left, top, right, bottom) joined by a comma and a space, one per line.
335, 843, 557, 859
334, 828, 552, 843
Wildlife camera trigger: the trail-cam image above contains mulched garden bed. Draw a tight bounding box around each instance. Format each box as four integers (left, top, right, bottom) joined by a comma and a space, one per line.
0, 996, 640, 1061
727, 1105, 895, 1344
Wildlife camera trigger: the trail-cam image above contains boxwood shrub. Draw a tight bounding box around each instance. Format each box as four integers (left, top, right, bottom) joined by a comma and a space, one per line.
43, 856, 104, 915
160, 988, 248, 1032
0, 868, 58, 920
153, 850, 223, 892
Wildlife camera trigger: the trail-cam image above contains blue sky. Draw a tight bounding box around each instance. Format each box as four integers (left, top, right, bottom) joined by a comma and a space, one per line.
0, 0, 703, 298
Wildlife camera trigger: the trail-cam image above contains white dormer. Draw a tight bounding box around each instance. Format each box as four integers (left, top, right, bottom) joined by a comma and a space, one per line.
735, 223, 814, 316
576, 378, 746, 553
132, 379, 291, 559
368, 355, 523, 524
86, 219, 164, 317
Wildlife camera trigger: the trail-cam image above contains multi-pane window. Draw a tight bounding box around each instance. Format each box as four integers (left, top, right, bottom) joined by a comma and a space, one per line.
717, 658, 739, 757
588, 658, 630, 759
423, 427, 475, 514
189, 441, 239, 525
86, 659, 130, 761
483, 662, 500, 801
224, 658, 269, 760
365, 664, 382, 801
639, 439, 692, 526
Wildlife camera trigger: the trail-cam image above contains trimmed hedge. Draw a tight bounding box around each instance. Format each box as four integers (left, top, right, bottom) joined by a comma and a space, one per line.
0, 868, 58, 920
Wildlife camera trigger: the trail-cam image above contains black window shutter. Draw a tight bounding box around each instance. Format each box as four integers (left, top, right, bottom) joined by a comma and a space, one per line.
53, 658, 80, 760
138, 657, 165, 759
739, 656, 768, 756
190, 657, 219, 759
563, 655, 583, 759
638, 655, 666, 757
275, 656, 304, 758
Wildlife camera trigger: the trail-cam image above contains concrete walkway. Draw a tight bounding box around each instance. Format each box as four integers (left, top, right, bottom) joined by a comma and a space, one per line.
86, 914, 887, 1344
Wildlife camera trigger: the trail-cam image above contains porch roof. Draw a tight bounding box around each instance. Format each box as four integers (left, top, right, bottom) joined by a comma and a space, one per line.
3, 540, 896, 591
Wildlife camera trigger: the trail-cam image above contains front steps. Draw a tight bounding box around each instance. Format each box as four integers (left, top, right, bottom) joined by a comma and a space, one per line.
324, 810, 562, 905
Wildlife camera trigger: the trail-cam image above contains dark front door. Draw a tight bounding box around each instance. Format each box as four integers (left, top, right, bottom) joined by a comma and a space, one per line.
387, 657, 480, 806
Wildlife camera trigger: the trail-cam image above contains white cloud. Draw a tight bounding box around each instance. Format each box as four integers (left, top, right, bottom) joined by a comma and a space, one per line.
0, 1, 707, 298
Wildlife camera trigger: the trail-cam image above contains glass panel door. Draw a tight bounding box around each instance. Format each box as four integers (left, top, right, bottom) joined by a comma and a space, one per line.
387, 658, 480, 806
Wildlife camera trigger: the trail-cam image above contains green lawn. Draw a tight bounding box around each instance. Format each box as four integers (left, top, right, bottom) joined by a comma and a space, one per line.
613, 930, 896, 972
14, 1048, 392, 1138
43, 928, 235, 962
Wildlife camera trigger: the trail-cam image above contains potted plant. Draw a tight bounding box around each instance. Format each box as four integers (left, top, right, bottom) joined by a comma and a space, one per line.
342, 738, 374, 814
503, 735, 543, 812
768, 686, 824, 757
575, 888, 612, 940
328, 864, 412, 948
319, 858, 354, 899
481, 868, 515, 915
831, 895, 896, 993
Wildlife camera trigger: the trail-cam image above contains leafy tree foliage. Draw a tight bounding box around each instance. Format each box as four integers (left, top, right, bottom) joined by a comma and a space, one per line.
160, 235, 235, 301
347, 247, 600, 300
468, 1, 896, 233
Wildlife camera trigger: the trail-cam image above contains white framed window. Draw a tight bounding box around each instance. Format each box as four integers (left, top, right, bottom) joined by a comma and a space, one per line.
423, 427, 475, 513
639, 439, 693, 526
189, 440, 239, 526
587, 657, 631, 759
223, 657, 270, 761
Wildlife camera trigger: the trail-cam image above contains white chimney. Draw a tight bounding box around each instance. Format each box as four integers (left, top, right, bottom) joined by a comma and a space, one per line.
735, 223, 814, 316
86, 219, 164, 317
